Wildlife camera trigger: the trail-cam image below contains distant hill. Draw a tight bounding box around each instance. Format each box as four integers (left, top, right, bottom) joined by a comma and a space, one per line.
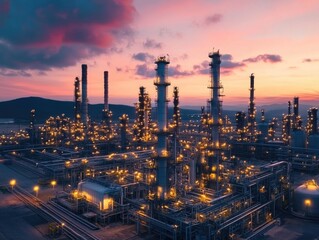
0, 97, 135, 123
0, 97, 316, 124
0, 97, 202, 123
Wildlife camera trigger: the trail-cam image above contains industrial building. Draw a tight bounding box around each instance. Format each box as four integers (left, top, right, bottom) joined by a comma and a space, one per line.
2, 49, 319, 240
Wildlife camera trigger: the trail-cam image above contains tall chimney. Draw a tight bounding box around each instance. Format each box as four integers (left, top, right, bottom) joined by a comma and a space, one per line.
104, 71, 109, 111
81, 64, 88, 125
248, 73, 256, 142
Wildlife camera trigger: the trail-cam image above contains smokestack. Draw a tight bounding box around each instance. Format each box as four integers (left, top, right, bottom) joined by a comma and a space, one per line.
248, 73, 256, 142
154, 55, 170, 200
81, 64, 88, 125
104, 71, 109, 111
208, 50, 222, 143
293, 97, 299, 116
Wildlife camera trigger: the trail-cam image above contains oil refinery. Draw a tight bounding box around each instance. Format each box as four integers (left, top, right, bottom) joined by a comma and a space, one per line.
1, 50, 319, 240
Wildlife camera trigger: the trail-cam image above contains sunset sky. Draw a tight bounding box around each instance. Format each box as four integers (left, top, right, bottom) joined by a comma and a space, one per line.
0, 0, 319, 108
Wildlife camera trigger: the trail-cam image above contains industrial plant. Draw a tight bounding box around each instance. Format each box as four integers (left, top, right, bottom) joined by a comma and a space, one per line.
1, 50, 319, 240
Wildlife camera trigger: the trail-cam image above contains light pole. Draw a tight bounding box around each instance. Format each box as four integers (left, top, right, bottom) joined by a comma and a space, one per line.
33, 185, 39, 198
9, 179, 16, 190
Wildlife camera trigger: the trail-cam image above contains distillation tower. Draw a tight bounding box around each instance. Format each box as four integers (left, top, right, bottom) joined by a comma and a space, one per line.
172, 87, 181, 134
102, 71, 112, 137
81, 64, 89, 126
208, 50, 223, 144
248, 74, 257, 142
154, 56, 170, 200
74, 77, 81, 122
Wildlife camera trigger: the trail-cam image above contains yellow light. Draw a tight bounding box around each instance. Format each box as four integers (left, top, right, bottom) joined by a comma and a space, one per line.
33, 185, 39, 192
304, 199, 311, 206
51, 180, 57, 188
9, 179, 16, 188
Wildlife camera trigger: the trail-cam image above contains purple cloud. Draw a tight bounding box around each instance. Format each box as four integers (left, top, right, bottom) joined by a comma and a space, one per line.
136, 63, 193, 78
132, 52, 155, 62
0, 0, 135, 70
143, 38, 162, 49
0, 68, 32, 77
303, 58, 319, 63
243, 54, 282, 63
168, 65, 193, 77
205, 14, 222, 25
193, 55, 244, 75
136, 64, 155, 78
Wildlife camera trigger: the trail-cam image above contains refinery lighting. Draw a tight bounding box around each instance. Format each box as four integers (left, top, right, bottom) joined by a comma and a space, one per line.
9, 179, 16, 189
51, 180, 57, 189
1, 49, 319, 240
33, 185, 39, 197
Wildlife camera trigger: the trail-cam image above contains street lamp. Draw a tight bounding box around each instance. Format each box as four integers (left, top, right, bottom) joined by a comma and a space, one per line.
33, 185, 39, 197
51, 180, 57, 189
9, 179, 16, 190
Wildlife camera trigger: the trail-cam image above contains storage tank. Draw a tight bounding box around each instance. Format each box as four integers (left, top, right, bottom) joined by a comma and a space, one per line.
293, 179, 319, 218
290, 130, 306, 148
308, 134, 319, 149
78, 181, 119, 211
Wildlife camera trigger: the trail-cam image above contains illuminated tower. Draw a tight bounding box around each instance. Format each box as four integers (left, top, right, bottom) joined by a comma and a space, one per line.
74, 77, 81, 122
248, 74, 257, 142
102, 71, 112, 137
104, 71, 109, 111
81, 64, 89, 126
172, 87, 181, 134
119, 114, 129, 151
307, 108, 318, 135
236, 111, 247, 141
29, 109, 36, 144
137, 86, 146, 143
208, 50, 223, 143
154, 56, 170, 200
292, 97, 302, 130
282, 101, 292, 145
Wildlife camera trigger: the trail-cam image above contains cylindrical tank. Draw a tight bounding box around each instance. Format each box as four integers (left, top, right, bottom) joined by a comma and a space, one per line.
308, 134, 319, 149
291, 130, 306, 148
293, 180, 319, 218
78, 181, 119, 211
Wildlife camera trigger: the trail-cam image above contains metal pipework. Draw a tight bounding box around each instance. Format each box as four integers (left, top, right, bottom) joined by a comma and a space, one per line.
81, 64, 88, 125
208, 50, 222, 143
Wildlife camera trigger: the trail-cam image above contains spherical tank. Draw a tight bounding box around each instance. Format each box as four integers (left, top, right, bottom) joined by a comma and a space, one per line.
293, 180, 319, 218
308, 134, 319, 150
